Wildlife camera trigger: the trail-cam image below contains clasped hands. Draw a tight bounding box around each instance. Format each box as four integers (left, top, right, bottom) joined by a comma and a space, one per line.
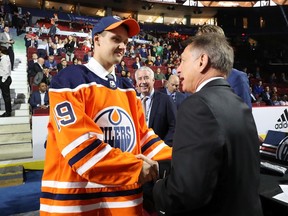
137, 154, 159, 185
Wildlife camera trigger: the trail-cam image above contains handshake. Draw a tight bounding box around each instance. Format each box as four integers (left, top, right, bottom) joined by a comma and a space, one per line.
137, 154, 159, 185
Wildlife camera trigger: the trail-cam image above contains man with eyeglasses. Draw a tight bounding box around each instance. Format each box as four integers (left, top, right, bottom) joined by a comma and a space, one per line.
160, 74, 187, 109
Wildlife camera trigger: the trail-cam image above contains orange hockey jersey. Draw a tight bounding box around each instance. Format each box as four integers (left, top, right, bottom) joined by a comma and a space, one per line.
40, 58, 172, 216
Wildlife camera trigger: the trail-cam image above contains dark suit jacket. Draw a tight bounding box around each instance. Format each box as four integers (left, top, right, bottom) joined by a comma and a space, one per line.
159, 88, 187, 109
153, 79, 263, 216
132, 61, 143, 69
30, 62, 43, 78
148, 91, 177, 146
29, 91, 49, 110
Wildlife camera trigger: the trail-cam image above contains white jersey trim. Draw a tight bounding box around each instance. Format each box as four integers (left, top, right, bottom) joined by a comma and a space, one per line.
40, 197, 143, 213
140, 130, 155, 146
146, 142, 167, 159
77, 144, 112, 175
41, 180, 120, 188
62, 132, 104, 157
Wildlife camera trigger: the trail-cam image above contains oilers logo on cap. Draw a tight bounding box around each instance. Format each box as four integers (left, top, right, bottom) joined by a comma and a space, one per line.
95, 106, 136, 152
113, 15, 121, 20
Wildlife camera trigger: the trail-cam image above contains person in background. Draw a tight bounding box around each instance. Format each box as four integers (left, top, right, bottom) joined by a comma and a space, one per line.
195, 25, 252, 109
0, 25, 14, 70
160, 74, 187, 109
165, 67, 172, 80
83, 50, 92, 63
56, 58, 68, 72
154, 67, 165, 81
135, 66, 176, 147
64, 35, 75, 62
150, 33, 263, 216
36, 38, 49, 59
33, 66, 53, 86
27, 53, 38, 76
132, 56, 143, 69
0, 46, 12, 117
29, 81, 49, 111
40, 16, 171, 216
29, 57, 44, 79
253, 80, 264, 98
44, 55, 57, 70
261, 85, 273, 106
116, 59, 128, 75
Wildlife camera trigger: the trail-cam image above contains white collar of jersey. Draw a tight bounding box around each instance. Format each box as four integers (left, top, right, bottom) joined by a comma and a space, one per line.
84, 57, 116, 81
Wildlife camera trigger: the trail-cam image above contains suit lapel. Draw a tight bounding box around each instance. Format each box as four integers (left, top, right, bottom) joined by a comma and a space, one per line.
149, 92, 159, 127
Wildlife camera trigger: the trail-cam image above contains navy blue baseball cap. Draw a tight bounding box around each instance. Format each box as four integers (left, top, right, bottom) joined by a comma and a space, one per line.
92, 16, 140, 37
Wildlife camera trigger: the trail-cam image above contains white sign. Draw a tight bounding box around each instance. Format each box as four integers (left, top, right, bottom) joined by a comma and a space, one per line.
32, 115, 49, 159
252, 106, 288, 136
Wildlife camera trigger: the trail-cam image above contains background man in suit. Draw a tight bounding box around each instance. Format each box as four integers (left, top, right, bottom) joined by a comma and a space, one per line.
28, 57, 44, 82
135, 66, 177, 147
149, 33, 263, 215
160, 74, 187, 109
195, 25, 252, 109
29, 81, 49, 112
0, 25, 15, 70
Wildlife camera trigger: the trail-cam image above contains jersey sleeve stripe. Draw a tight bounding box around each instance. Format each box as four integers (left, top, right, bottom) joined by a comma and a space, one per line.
141, 137, 161, 153
76, 144, 112, 175
62, 132, 103, 157
41, 180, 120, 189
146, 142, 167, 159
40, 197, 143, 213
41, 188, 142, 200
140, 130, 155, 146
68, 139, 102, 166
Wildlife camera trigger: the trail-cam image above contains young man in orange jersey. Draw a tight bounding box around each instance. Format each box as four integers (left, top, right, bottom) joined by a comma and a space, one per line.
40, 16, 171, 215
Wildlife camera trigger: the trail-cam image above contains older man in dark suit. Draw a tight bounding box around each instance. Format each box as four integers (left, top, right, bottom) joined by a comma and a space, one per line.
135, 66, 177, 147
140, 34, 263, 215
159, 74, 187, 109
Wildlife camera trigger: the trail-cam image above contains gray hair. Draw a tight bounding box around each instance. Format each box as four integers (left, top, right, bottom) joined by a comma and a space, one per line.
189, 33, 234, 75
135, 66, 154, 80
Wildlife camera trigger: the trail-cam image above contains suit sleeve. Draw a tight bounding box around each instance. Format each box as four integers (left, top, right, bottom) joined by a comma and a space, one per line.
153, 96, 224, 214
29, 92, 38, 109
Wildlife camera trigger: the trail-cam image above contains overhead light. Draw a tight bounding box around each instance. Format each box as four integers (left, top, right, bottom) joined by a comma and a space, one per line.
218, 2, 239, 7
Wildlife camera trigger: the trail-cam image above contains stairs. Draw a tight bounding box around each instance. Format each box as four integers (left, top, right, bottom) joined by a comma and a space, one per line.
0, 28, 32, 162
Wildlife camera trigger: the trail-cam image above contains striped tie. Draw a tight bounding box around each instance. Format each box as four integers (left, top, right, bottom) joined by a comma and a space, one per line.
171, 93, 176, 102
142, 96, 149, 122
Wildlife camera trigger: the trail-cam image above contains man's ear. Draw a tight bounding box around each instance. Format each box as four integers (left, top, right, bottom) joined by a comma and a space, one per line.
93, 34, 100, 46
199, 53, 209, 73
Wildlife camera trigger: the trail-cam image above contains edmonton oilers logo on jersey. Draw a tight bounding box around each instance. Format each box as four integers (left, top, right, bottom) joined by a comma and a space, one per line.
95, 106, 136, 152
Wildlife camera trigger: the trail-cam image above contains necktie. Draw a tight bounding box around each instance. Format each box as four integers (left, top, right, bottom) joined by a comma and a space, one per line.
107, 74, 116, 89
142, 96, 149, 122
171, 93, 176, 102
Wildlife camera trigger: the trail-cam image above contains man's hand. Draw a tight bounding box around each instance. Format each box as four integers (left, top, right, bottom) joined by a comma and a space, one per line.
137, 154, 159, 185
